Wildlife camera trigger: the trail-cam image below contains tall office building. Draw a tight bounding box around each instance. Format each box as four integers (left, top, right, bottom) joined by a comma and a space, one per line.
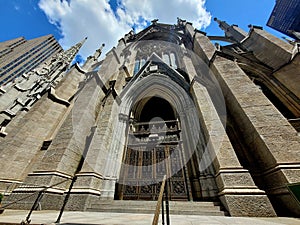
267, 0, 300, 39
0, 18, 299, 218
0, 35, 63, 85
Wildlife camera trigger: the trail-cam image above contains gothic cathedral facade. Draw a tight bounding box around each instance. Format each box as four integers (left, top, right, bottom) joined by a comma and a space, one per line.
0, 18, 299, 217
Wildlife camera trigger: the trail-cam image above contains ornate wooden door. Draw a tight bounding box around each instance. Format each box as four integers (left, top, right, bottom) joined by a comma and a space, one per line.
117, 120, 190, 200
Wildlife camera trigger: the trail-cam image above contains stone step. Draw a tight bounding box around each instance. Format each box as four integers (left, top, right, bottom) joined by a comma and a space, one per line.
90, 200, 218, 206
87, 200, 227, 216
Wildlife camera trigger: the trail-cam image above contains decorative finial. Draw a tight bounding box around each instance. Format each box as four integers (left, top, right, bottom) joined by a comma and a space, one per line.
248, 24, 263, 30
151, 19, 159, 24
214, 17, 222, 25
214, 17, 232, 32
77, 37, 88, 48
100, 43, 105, 50
92, 43, 105, 59
177, 17, 186, 26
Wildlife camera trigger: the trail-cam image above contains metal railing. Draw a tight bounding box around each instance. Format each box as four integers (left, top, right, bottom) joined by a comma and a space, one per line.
0, 178, 71, 225
152, 175, 170, 225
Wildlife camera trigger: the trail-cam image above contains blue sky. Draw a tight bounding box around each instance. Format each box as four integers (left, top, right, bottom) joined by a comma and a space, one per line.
0, 0, 283, 58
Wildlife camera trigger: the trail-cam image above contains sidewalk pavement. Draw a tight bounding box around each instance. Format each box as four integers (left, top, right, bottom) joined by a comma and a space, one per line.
0, 210, 299, 225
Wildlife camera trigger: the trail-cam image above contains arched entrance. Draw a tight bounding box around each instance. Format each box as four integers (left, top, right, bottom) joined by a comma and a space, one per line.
116, 96, 192, 201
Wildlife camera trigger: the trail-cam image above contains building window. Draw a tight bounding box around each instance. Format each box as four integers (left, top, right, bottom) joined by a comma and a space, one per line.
134, 60, 140, 75
133, 49, 179, 76
170, 53, 177, 69
162, 52, 178, 69
140, 58, 146, 68
133, 58, 147, 75
162, 54, 170, 65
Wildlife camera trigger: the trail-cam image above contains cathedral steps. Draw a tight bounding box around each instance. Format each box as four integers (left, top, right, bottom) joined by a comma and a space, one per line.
87, 200, 228, 216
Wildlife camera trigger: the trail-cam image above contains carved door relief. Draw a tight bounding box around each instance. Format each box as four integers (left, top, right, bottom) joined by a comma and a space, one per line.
117, 120, 191, 201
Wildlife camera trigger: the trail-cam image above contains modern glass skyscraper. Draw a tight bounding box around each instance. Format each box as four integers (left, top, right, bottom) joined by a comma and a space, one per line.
0, 35, 63, 85
267, 0, 300, 39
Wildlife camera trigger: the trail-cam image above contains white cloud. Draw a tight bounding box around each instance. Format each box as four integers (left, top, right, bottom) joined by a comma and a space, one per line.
120, 0, 211, 29
39, 0, 131, 59
38, 0, 211, 59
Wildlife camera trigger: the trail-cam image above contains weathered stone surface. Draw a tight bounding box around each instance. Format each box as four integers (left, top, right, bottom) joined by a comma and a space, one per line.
220, 195, 276, 217
65, 194, 100, 211
1, 19, 299, 217
243, 28, 295, 70
273, 54, 300, 101
216, 171, 255, 188
211, 54, 300, 216
191, 80, 275, 216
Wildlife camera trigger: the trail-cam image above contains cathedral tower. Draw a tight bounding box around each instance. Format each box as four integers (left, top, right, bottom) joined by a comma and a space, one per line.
1, 18, 299, 217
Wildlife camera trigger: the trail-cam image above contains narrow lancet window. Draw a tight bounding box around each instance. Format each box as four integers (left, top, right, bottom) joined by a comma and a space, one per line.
162, 54, 170, 65
134, 60, 140, 75
170, 53, 177, 69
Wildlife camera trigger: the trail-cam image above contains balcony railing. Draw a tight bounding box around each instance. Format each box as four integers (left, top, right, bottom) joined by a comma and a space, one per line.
128, 120, 181, 145
129, 120, 180, 134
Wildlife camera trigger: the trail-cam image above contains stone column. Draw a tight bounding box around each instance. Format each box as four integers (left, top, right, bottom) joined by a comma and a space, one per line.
191, 80, 276, 216
184, 23, 277, 216
2, 65, 88, 210
211, 54, 300, 216
0, 97, 68, 194
64, 45, 127, 209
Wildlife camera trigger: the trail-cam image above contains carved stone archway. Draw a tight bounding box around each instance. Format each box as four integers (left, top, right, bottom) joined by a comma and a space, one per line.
103, 72, 216, 201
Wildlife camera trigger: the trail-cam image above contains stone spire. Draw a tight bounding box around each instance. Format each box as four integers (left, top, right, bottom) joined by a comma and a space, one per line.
82, 43, 105, 70
0, 37, 87, 135
214, 18, 248, 43
92, 43, 105, 60
59, 37, 87, 69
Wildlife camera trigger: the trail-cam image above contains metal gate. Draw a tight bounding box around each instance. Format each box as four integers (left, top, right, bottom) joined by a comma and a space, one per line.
118, 120, 190, 200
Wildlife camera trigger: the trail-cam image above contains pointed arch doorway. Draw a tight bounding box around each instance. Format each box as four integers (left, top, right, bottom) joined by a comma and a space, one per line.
116, 96, 193, 201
